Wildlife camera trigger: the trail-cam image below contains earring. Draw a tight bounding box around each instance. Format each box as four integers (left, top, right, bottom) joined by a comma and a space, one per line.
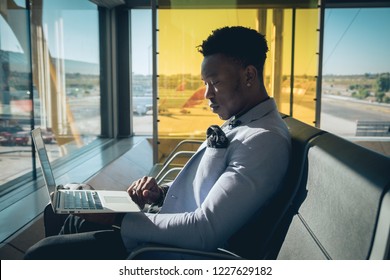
246, 83, 251, 87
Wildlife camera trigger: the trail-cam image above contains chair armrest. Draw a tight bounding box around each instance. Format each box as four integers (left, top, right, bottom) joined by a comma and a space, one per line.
127, 244, 244, 260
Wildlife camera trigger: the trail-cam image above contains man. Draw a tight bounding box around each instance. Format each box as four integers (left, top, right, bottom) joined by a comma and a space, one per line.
25, 26, 291, 259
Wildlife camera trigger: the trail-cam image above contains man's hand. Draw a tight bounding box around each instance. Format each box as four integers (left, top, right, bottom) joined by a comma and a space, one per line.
127, 176, 163, 209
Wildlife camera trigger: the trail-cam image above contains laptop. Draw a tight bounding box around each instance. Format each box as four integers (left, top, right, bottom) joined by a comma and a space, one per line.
31, 127, 140, 214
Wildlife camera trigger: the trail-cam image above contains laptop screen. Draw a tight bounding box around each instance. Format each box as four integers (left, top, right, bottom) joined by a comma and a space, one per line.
32, 128, 57, 189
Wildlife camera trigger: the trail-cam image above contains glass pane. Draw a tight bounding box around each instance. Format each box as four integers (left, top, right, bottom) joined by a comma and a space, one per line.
31, 0, 100, 158
272, 9, 293, 117
157, 6, 318, 161
131, 9, 153, 136
273, 9, 317, 125
292, 8, 317, 124
321, 8, 390, 156
0, 2, 33, 186
157, 9, 256, 160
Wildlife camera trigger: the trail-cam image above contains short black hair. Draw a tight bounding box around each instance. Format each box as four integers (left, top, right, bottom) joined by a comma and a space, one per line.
198, 26, 269, 74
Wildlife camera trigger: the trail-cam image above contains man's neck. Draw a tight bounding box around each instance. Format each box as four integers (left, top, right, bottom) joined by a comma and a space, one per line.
235, 92, 270, 119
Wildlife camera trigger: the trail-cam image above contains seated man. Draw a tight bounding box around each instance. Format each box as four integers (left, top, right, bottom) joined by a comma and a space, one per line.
24, 26, 291, 260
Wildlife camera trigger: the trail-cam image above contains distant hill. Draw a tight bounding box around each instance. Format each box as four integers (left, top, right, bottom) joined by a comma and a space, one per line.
0, 50, 99, 75
63, 59, 99, 75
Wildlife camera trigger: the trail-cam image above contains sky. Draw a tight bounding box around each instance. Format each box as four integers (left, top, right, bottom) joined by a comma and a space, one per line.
1, 2, 390, 76
131, 10, 153, 76
322, 8, 390, 75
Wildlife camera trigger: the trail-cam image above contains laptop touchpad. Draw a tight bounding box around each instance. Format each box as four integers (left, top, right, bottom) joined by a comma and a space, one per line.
103, 196, 130, 204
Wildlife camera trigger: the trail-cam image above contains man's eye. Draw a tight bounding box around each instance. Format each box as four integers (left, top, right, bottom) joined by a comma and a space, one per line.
203, 81, 220, 87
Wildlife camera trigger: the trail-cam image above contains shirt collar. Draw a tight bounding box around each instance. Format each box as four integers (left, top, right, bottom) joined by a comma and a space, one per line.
223, 97, 276, 130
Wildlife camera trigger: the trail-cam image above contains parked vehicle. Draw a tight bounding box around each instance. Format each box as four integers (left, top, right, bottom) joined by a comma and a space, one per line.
0, 132, 12, 145
0, 131, 13, 146
12, 131, 30, 146
0, 126, 30, 146
41, 129, 55, 144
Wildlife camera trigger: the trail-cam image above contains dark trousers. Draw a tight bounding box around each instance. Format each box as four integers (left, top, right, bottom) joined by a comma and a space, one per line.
24, 205, 127, 260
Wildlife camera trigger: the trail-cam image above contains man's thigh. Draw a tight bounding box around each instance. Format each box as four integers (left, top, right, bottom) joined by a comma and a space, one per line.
24, 230, 127, 260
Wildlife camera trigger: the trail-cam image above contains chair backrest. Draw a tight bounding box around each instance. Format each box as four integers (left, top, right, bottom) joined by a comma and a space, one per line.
226, 117, 324, 259
275, 133, 390, 259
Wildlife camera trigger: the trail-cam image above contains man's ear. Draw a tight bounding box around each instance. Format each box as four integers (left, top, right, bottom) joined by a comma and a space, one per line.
245, 65, 258, 86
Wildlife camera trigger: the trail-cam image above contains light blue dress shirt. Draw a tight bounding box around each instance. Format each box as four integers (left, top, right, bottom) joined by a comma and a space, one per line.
121, 98, 291, 253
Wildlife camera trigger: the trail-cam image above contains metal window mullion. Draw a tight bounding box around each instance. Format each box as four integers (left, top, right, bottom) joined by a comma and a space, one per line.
98, 7, 116, 138
315, 0, 325, 128
26, 0, 37, 179
152, 0, 158, 164
290, 8, 296, 117
116, 7, 131, 138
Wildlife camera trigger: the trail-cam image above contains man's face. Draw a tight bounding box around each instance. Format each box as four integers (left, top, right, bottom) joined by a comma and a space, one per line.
201, 54, 248, 120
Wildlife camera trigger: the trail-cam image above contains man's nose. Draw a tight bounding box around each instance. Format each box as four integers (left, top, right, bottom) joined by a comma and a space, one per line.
204, 84, 215, 99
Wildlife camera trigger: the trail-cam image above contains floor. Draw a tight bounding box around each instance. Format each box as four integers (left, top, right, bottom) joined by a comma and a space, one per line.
0, 215, 45, 260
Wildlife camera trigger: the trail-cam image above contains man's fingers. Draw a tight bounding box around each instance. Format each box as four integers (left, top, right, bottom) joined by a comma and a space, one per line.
143, 189, 160, 203
127, 177, 158, 208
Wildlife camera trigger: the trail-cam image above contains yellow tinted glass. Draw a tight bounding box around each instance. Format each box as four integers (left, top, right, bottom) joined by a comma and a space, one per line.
157, 6, 318, 161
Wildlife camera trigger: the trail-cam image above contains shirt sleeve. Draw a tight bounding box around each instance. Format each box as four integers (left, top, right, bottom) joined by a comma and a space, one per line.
120, 131, 291, 252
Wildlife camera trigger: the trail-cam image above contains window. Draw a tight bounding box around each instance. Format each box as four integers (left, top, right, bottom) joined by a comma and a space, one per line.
131, 9, 153, 136
0, 1, 33, 186
0, 0, 101, 191
156, 3, 318, 161
32, 0, 101, 151
321, 8, 390, 155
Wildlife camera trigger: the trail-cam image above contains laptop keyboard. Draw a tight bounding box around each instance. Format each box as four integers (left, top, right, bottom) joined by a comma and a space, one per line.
63, 190, 103, 210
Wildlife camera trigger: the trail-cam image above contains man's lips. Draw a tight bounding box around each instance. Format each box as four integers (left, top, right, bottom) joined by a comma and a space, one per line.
209, 103, 219, 110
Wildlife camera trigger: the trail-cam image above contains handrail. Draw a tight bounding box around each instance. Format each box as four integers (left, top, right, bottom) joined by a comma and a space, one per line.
157, 167, 183, 185
155, 151, 196, 180
162, 140, 203, 165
